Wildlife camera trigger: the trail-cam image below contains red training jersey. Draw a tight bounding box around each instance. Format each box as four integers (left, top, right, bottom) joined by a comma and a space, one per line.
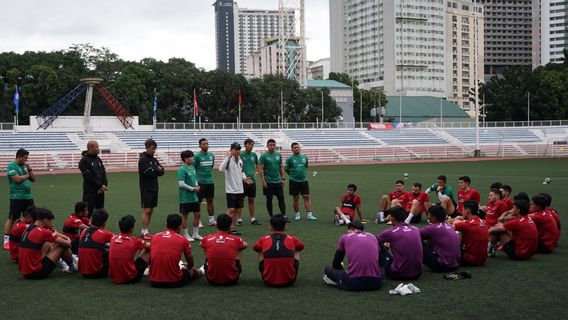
390, 191, 410, 208
502, 197, 514, 211
150, 229, 192, 283
62, 214, 88, 242
454, 217, 488, 266
201, 231, 247, 285
546, 208, 561, 231
78, 227, 113, 275
9, 220, 29, 261
405, 192, 429, 213
503, 216, 538, 260
18, 225, 58, 276
340, 194, 361, 219
253, 232, 304, 286
531, 210, 559, 252
109, 233, 148, 284
457, 188, 481, 214
484, 200, 507, 227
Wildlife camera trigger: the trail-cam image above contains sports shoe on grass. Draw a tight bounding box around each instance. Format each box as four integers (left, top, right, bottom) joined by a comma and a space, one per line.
199, 221, 204, 228
322, 275, 337, 286
307, 213, 318, 221
228, 229, 241, 236
236, 219, 243, 226
184, 234, 195, 242
192, 234, 203, 241
294, 212, 301, 221
443, 271, 472, 280
251, 220, 262, 225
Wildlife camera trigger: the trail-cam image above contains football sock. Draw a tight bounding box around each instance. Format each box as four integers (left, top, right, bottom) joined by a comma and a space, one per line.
251, 217, 256, 222
181, 228, 189, 236
192, 227, 199, 236
3, 235, 9, 244
141, 228, 149, 235
307, 211, 313, 216
378, 211, 385, 222
405, 213, 414, 224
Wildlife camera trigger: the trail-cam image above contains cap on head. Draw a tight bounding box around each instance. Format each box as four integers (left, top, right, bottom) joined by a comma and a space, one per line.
230, 142, 241, 150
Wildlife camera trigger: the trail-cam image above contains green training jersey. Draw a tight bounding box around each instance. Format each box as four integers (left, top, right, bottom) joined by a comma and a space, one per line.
192, 151, 215, 184
178, 164, 198, 204
6, 161, 32, 200
259, 151, 282, 184
240, 151, 258, 181
285, 153, 309, 182
429, 183, 457, 205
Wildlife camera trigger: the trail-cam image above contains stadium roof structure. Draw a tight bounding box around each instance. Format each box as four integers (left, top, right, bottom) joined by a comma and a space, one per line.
384, 96, 472, 123
307, 80, 352, 89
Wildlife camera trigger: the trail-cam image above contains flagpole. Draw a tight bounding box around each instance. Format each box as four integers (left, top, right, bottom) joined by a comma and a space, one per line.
153, 87, 157, 132
238, 90, 242, 131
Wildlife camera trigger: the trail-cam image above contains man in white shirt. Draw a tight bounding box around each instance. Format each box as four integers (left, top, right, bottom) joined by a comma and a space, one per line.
219, 142, 253, 235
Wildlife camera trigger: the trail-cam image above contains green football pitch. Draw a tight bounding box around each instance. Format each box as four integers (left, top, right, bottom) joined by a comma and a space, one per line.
0, 158, 566, 320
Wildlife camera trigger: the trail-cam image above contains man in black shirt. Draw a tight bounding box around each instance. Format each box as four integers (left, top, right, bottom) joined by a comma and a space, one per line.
78, 140, 108, 217
138, 139, 164, 240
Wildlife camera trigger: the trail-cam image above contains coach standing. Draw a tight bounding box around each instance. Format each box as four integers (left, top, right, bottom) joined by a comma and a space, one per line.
139, 139, 164, 240
79, 140, 108, 217
3, 148, 35, 250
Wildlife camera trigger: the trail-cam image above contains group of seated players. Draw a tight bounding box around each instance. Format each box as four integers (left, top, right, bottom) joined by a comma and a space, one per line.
8, 203, 303, 288
325, 176, 560, 291
6, 175, 561, 291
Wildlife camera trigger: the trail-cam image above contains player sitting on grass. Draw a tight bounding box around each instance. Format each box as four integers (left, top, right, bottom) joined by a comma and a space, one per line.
425, 175, 458, 218
420, 205, 461, 272
393, 182, 429, 225
149, 214, 203, 288
18, 208, 78, 279
453, 201, 489, 266
79, 208, 113, 278
500, 185, 514, 211
480, 189, 507, 228
334, 184, 366, 225
9, 206, 35, 262
529, 194, 559, 253
109, 215, 151, 284
377, 206, 423, 280
62, 201, 90, 256
253, 214, 304, 287
457, 176, 481, 215
488, 200, 538, 260
201, 214, 247, 286
540, 193, 561, 232
376, 180, 409, 223
323, 220, 382, 291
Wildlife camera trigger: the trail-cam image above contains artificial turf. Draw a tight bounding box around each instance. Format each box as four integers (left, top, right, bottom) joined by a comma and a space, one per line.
0, 158, 566, 320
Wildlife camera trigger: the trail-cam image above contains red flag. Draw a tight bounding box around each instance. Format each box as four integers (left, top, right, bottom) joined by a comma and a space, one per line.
193, 89, 199, 116
238, 90, 243, 105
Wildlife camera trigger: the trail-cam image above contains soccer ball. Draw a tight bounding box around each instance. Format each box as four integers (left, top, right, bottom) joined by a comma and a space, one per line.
313, 171, 318, 177
404, 172, 409, 179
543, 177, 551, 185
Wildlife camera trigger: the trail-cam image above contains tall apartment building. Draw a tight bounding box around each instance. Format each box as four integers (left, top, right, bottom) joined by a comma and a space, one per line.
214, 1, 295, 74
236, 8, 295, 75
246, 37, 305, 80
533, 0, 568, 67
214, 0, 237, 73
330, 0, 446, 97
475, 0, 533, 78
446, 0, 484, 112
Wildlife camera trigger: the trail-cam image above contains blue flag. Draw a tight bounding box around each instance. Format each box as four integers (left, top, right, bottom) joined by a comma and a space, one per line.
12, 85, 20, 115
153, 94, 157, 119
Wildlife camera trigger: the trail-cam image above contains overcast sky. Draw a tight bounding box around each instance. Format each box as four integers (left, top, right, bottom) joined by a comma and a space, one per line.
0, 0, 330, 70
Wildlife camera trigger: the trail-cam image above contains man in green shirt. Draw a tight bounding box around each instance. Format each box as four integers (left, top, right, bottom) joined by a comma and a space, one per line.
178, 150, 202, 242
425, 175, 457, 217
193, 138, 216, 226
285, 143, 317, 221
4, 148, 35, 250
258, 139, 287, 221
240, 138, 261, 225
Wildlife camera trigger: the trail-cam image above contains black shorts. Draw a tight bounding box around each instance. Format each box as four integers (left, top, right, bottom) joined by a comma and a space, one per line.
503, 240, 522, 260
123, 257, 148, 284
180, 202, 200, 214
151, 268, 191, 288
226, 193, 244, 209
289, 181, 309, 196
9, 199, 35, 220
263, 183, 284, 197
537, 241, 553, 254
198, 184, 215, 201
243, 182, 256, 198
141, 190, 158, 209
23, 257, 56, 280
71, 239, 79, 255
339, 274, 383, 292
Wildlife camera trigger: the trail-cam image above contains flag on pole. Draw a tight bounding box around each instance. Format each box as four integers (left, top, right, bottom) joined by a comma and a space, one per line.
238, 90, 243, 106
12, 85, 20, 115
193, 89, 199, 116
153, 92, 157, 120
